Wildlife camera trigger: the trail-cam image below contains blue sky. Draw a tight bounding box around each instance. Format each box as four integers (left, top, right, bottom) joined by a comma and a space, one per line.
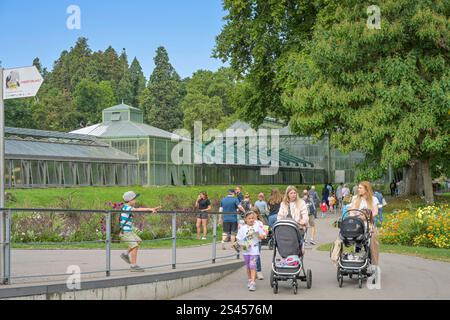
0, 0, 228, 79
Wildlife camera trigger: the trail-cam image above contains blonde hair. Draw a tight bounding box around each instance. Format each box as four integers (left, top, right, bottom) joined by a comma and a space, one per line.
283, 185, 300, 206
354, 181, 375, 210
269, 188, 283, 205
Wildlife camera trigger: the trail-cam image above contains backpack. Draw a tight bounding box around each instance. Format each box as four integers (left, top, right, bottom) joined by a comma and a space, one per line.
305, 199, 316, 216
241, 200, 251, 211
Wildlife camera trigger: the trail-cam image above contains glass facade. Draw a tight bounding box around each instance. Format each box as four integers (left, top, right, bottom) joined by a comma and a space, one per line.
5, 127, 139, 188
5, 159, 138, 187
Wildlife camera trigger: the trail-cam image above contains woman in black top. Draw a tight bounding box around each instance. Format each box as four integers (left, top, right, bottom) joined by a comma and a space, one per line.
195, 192, 211, 240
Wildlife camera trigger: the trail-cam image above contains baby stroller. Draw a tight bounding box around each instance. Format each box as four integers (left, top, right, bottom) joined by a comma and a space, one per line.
337, 209, 374, 288
270, 219, 312, 294
259, 213, 274, 250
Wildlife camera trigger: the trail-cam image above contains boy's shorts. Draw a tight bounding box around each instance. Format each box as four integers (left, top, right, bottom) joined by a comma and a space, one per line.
120, 232, 142, 250
308, 214, 315, 227
243, 255, 258, 270
223, 222, 238, 235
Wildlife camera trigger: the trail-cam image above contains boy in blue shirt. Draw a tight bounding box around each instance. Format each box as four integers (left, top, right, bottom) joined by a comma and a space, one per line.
219, 189, 245, 250
120, 191, 160, 272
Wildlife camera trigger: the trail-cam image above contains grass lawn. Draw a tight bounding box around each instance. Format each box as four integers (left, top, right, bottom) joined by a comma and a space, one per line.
6, 184, 312, 210
317, 243, 450, 263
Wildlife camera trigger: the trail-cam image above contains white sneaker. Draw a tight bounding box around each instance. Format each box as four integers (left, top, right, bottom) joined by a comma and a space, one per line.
248, 281, 256, 291
257, 272, 264, 280
201, 236, 207, 240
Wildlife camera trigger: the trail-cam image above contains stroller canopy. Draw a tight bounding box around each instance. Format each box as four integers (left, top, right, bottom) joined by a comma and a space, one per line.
340, 217, 366, 240
273, 219, 303, 258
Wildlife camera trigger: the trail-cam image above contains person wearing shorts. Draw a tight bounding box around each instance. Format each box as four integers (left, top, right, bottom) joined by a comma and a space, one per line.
219, 189, 245, 250
236, 211, 266, 291
303, 189, 317, 245
195, 192, 211, 240
119, 191, 159, 272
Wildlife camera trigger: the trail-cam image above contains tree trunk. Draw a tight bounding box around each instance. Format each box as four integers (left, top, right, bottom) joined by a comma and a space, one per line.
421, 159, 434, 203
404, 161, 419, 196
416, 161, 425, 197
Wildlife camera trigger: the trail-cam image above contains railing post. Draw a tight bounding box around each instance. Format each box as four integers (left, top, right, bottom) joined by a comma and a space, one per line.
3, 209, 11, 285
106, 211, 111, 277
212, 214, 217, 264
172, 212, 177, 269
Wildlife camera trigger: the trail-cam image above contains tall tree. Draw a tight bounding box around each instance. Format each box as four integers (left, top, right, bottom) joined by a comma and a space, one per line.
4, 98, 35, 129
129, 57, 146, 108
140, 46, 183, 131
116, 49, 134, 104
181, 68, 236, 131
50, 37, 93, 92
281, 0, 449, 203
32, 88, 79, 131
213, 0, 320, 126
73, 79, 116, 124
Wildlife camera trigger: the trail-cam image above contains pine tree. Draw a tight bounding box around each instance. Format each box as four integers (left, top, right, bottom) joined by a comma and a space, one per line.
129, 57, 146, 108
141, 47, 183, 131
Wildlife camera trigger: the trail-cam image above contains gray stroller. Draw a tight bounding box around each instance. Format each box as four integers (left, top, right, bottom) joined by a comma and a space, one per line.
270, 219, 312, 294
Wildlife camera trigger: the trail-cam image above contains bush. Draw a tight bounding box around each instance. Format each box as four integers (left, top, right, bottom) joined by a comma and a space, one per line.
380, 205, 450, 249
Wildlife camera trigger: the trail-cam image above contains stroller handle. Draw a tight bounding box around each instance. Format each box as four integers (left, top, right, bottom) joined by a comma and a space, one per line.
345, 208, 373, 224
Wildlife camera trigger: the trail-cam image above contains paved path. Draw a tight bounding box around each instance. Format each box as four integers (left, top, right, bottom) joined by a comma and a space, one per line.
8, 243, 238, 286
175, 215, 450, 300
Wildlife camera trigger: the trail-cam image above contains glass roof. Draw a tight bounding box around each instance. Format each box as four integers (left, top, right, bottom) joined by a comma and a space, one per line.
70, 121, 185, 140
6, 139, 137, 163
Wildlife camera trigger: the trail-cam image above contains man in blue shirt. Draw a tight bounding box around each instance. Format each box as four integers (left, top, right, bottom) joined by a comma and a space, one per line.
219, 189, 245, 250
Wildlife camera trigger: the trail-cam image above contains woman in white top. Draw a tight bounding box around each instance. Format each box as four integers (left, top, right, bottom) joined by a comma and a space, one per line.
350, 181, 380, 266
277, 186, 309, 229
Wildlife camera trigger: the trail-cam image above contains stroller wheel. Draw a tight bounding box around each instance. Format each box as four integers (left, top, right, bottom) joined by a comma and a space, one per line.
293, 283, 298, 295
358, 277, 363, 289
273, 282, 278, 294
338, 276, 343, 288
349, 274, 353, 279
268, 239, 274, 250
306, 269, 312, 289
337, 268, 343, 287
270, 271, 275, 288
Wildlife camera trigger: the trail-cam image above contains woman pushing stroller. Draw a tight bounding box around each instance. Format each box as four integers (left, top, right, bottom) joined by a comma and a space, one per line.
277, 186, 309, 245
333, 181, 380, 288
348, 181, 380, 266
270, 186, 312, 294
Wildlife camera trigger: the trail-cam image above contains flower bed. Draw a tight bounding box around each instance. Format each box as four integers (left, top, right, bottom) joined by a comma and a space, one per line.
380, 205, 450, 249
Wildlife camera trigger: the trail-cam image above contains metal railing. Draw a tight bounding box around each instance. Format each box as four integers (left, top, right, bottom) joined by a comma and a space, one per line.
0, 208, 242, 285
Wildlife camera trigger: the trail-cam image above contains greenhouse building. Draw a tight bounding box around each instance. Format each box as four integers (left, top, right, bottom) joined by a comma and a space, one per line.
4, 127, 138, 188
71, 104, 326, 186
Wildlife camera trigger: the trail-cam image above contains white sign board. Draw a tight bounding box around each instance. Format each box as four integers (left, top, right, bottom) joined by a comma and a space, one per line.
335, 170, 345, 183
2, 66, 43, 100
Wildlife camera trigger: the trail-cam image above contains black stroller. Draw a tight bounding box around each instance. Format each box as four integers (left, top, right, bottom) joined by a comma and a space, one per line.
337, 209, 374, 288
270, 219, 312, 294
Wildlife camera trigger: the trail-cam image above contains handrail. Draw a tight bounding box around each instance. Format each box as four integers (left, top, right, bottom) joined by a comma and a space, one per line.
0, 208, 243, 285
